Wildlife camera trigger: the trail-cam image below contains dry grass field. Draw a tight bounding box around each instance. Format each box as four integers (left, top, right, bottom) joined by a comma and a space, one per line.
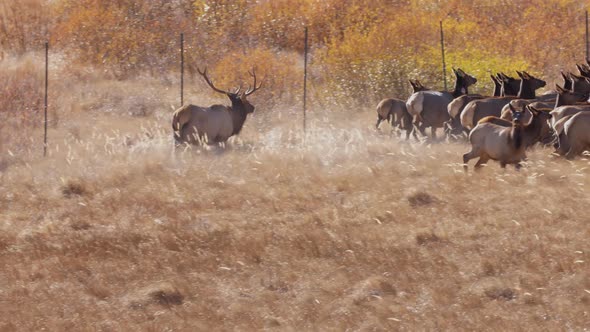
3, 0, 590, 330
1, 71, 590, 331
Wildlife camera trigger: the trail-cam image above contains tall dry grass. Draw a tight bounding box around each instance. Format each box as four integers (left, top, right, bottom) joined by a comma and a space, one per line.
1, 87, 589, 330
0, 54, 45, 165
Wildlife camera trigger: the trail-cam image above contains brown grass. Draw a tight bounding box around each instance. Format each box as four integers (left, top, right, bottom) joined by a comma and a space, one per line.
1, 62, 590, 331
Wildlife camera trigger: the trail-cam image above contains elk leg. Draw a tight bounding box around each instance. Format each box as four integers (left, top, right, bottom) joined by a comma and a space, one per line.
474, 154, 490, 170
565, 143, 582, 160
410, 125, 421, 142
500, 162, 507, 168
462, 147, 481, 171
392, 115, 402, 137
443, 120, 451, 136
431, 127, 437, 140
376, 116, 383, 129
419, 124, 427, 136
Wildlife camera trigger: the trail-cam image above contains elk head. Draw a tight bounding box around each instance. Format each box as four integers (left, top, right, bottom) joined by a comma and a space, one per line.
409, 79, 426, 93
560, 71, 573, 91
453, 68, 477, 87
197, 67, 263, 114
498, 72, 521, 96
554, 83, 588, 107
516, 71, 546, 89
576, 63, 590, 78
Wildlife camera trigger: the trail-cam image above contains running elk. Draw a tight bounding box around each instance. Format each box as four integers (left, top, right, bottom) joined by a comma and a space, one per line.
406, 68, 477, 139
463, 105, 552, 171
375, 80, 428, 139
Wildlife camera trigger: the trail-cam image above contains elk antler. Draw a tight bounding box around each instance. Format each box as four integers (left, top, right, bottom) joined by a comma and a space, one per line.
197, 67, 231, 95
232, 84, 243, 95
244, 69, 263, 96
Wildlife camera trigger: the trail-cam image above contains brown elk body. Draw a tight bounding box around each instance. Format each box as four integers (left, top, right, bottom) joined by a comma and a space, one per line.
460, 71, 546, 130
498, 85, 588, 146
552, 114, 575, 156
560, 112, 590, 159
406, 68, 477, 139
172, 68, 262, 146
445, 73, 510, 136
375, 80, 427, 139
478, 106, 553, 146
463, 105, 552, 171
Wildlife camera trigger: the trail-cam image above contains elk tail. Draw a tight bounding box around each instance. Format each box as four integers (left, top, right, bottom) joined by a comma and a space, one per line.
172, 106, 189, 144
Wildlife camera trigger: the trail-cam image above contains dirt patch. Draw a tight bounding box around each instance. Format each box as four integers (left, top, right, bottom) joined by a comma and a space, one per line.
61, 179, 92, 198
485, 287, 516, 301
407, 191, 438, 207
126, 281, 185, 309
415, 232, 442, 246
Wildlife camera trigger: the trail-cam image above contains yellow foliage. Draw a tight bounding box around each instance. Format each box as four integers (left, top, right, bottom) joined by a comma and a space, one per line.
4, 0, 590, 105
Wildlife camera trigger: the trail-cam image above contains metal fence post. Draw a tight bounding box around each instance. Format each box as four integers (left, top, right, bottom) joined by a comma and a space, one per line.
43, 41, 48, 157
180, 32, 184, 107
585, 10, 588, 62
440, 20, 447, 91
303, 27, 309, 136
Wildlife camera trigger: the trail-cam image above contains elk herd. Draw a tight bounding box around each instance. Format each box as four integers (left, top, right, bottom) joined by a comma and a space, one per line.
376, 63, 590, 170
171, 62, 590, 171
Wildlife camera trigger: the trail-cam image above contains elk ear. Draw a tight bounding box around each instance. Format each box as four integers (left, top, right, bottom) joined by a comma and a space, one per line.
527, 105, 539, 116
560, 71, 568, 80
555, 84, 565, 93
509, 103, 517, 113
522, 71, 532, 79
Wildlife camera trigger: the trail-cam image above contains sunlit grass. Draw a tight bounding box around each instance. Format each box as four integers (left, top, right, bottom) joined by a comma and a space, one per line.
1, 92, 589, 330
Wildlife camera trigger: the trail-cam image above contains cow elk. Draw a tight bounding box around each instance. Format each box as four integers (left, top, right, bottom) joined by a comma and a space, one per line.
463, 104, 552, 171
375, 80, 428, 139
406, 68, 477, 139
460, 71, 546, 130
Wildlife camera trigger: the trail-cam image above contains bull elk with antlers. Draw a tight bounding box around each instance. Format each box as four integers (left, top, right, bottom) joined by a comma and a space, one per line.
172, 68, 262, 146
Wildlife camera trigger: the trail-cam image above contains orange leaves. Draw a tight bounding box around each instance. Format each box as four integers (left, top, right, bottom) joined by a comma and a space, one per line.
5, 0, 590, 104
206, 48, 302, 110
53, 0, 191, 79
0, 0, 51, 54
